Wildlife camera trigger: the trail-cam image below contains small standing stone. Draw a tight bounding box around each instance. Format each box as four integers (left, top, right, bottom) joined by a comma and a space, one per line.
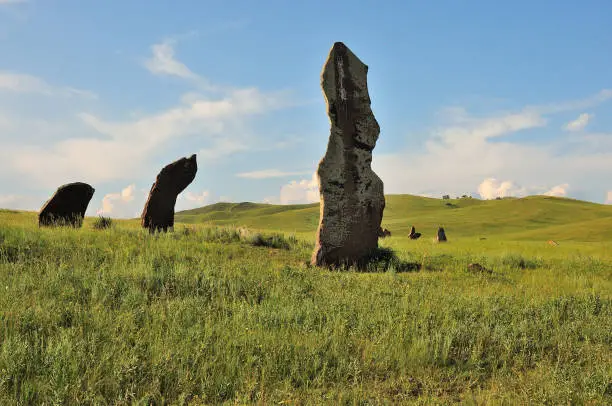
38, 182, 95, 227
436, 227, 447, 242
467, 263, 492, 274
378, 227, 391, 238
409, 226, 422, 240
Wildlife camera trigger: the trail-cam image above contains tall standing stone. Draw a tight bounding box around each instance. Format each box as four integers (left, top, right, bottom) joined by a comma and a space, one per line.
311, 42, 385, 267
141, 154, 197, 233
38, 182, 95, 227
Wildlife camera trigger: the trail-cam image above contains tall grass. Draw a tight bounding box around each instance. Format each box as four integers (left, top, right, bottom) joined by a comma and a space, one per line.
0, 217, 610, 404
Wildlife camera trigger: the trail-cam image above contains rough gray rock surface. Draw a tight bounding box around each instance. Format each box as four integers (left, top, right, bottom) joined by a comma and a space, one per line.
141, 154, 197, 233
311, 42, 385, 267
38, 182, 95, 227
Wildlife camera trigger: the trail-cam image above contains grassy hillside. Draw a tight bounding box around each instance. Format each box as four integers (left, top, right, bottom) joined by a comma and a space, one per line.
176, 194, 612, 242
1, 197, 611, 404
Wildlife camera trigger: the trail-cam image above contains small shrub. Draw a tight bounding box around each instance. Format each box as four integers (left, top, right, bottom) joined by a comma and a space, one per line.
93, 216, 113, 230
247, 233, 291, 250
500, 253, 541, 269
200, 227, 242, 244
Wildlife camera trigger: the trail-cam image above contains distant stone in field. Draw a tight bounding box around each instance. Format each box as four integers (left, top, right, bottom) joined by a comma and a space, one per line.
409, 226, 422, 240
547, 240, 559, 246
141, 154, 197, 233
436, 227, 447, 242
311, 42, 385, 268
38, 182, 95, 227
378, 227, 391, 238
467, 262, 492, 274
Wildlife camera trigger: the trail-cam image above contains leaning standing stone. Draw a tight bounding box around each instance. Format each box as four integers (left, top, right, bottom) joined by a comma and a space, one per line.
38, 182, 95, 227
311, 42, 385, 268
141, 154, 197, 233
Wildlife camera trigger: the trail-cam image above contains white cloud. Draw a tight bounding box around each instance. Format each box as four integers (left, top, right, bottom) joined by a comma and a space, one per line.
143, 38, 220, 92
477, 178, 527, 199
605, 191, 612, 205
184, 190, 210, 203
373, 89, 612, 201
0, 194, 41, 211
0, 34, 300, 192
535, 89, 612, 114
0, 72, 97, 98
95, 185, 213, 218
564, 113, 593, 132
144, 39, 199, 81
543, 183, 570, 197
0, 86, 293, 188
197, 138, 250, 163
236, 169, 312, 179
176, 190, 211, 211
262, 196, 280, 204
435, 107, 547, 143
477, 179, 570, 200
79, 87, 290, 146
97, 184, 141, 217
277, 172, 320, 205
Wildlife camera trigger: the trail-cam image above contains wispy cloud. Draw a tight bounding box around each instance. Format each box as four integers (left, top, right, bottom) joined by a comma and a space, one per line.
564, 113, 593, 132
236, 169, 312, 179
143, 38, 220, 92
97, 184, 137, 216
373, 89, 612, 203
431, 108, 546, 150
197, 139, 250, 163
0, 193, 41, 211
176, 190, 211, 211
95, 185, 214, 218
534, 89, 612, 114
477, 178, 570, 200
0, 72, 97, 98
477, 178, 527, 199
0, 55, 295, 188
144, 39, 199, 80
263, 172, 319, 205
0, 0, 27, 4
543, 183, 569, 197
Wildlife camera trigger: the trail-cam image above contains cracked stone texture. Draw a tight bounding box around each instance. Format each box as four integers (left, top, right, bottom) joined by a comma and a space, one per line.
311, 42, 385, 267
38, 182, 95, 227
141, 154, 197, 233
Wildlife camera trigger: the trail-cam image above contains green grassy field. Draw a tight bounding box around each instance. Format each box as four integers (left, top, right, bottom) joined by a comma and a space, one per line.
1, 195, 611, 404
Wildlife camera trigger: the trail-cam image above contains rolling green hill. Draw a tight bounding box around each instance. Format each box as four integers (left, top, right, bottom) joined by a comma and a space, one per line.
175, 194, 612, 242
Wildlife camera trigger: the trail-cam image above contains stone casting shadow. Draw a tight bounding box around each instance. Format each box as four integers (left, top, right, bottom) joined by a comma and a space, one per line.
326, 247, 421, 273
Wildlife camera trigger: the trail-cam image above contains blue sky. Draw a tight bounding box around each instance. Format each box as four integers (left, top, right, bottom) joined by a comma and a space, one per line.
1, 0, 611, 217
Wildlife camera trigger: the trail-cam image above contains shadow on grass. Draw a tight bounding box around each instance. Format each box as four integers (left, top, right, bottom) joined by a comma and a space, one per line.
339, 247, 422, 273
